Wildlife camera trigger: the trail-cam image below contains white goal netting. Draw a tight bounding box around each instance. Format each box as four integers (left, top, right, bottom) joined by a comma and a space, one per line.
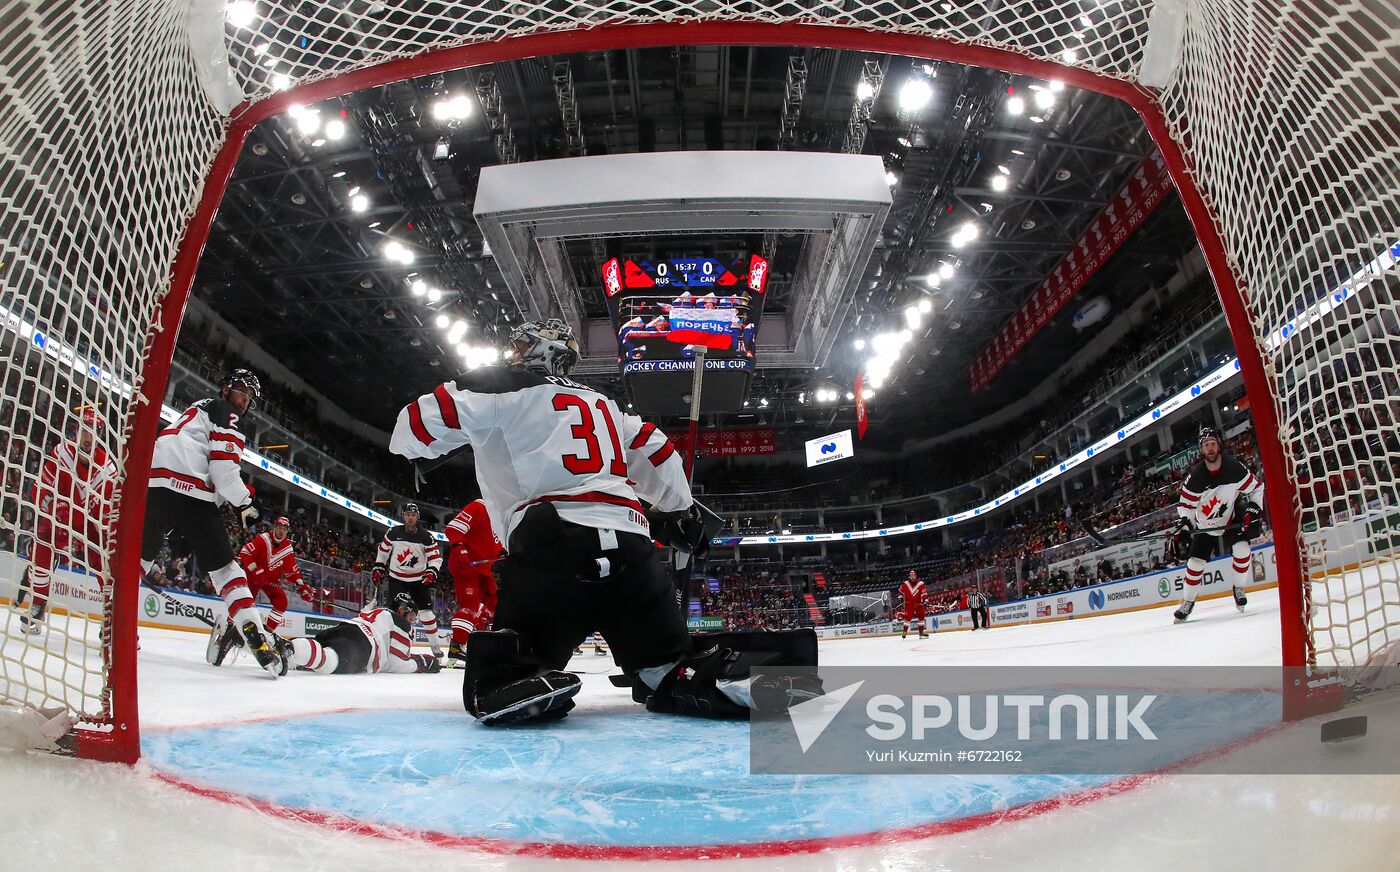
1, 0, 1396, 756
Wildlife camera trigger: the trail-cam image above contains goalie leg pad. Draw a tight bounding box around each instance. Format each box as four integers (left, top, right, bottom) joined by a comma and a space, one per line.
463, 630, 580, 724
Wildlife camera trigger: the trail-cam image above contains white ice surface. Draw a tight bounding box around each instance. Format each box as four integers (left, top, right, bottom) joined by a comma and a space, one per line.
2, 587, 1398, 872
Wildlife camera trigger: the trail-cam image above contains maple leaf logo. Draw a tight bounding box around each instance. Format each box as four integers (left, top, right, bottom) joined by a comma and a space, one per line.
396, 549, 420, 568
1201, 495, 1224, 518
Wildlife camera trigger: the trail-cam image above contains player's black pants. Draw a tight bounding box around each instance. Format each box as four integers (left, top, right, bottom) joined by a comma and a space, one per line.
313, 622, 372, 674
1188, 528, 1251, 562
492, 508, 691, 675
141, 487, 235, 569
385, 578, 434, 612
971, 605, 990, 630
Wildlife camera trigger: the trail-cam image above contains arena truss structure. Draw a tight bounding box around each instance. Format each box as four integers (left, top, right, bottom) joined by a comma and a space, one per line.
0, 0, 1395, 763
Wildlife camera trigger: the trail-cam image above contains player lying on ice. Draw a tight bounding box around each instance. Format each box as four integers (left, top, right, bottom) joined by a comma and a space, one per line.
206, 591, 441, 675
389, 318, 820, 725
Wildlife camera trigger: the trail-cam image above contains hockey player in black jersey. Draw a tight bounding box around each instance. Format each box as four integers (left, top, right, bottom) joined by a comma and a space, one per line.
1168, 426, 1265, 623
141, 369, 284, 678
388, 318, 818, 725
372, 503, 445, 657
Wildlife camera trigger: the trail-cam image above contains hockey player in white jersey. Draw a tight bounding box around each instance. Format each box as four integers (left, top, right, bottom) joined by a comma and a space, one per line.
141, 369, 283, 678
207, 592, 441, 675
1168, 426, 1265, 623
371, 503, 444, 655
389, 318, 817, 725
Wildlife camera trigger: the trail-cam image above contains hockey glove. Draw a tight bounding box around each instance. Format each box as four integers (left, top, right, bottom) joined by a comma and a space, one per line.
1236, 504, 1263, 539
239, 501, 263, 529
296, 583, 314, 602
422, 568, 438, 587
413, 653, 442, 674
1169, 518, 1194, 563
371, 566, 386, 586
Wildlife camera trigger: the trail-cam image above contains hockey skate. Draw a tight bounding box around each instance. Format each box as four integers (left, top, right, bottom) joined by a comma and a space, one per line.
445, 640, 467, 667
241, 621, 282, 679
1233, 586, 1248, 612
594, 644, 607, 655
205, 616, 242, 667
476, 670, 582, 726
1173, 600, 1196, 624
19, 601, 46, 636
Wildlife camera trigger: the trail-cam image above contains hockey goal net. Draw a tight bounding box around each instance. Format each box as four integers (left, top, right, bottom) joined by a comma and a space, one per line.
1, 1, 1395, 762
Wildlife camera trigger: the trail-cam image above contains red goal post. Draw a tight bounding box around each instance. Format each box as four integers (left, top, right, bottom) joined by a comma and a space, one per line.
1, 1, 1393, 764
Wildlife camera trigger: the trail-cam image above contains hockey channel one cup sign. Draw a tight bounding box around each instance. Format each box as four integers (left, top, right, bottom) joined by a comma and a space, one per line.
749, 666, 1400, 775
602, 253, 768, 415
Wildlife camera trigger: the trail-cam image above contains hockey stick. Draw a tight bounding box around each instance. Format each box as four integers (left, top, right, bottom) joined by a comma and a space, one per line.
1078, 517, 1174, 548
412, 443, 474, 491
140, 579, 218, 629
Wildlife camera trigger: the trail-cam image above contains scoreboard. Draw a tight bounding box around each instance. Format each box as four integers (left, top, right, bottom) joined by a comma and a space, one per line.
601, 254, 769, 415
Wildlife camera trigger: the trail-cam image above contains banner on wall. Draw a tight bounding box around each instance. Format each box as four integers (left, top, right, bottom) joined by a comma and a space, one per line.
667, 427, 776, 457
969, 152, 1175, 392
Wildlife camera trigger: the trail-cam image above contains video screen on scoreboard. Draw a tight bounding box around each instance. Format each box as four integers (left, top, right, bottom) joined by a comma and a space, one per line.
601, 254, 769, 415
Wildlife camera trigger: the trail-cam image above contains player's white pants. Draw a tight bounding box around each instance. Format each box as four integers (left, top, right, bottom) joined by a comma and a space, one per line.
291, 637, 338, 674
208, 562, 264, 631
1182, 540, 1250, 604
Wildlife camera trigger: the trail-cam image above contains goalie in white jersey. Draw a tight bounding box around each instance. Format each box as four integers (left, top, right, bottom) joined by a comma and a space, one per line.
390, 319, 817, 725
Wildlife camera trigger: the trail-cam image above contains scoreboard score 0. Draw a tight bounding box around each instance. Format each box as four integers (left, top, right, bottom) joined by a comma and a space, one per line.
601, 253, 770, 415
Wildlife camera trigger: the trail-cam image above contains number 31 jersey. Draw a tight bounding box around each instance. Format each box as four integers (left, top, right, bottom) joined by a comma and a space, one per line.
389, 367, 692, 544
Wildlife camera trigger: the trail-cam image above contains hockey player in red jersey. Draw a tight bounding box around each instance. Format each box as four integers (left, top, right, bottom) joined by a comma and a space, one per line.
443, 499, 501, 663
1169, 426, 1265, 623
236, 516, 311, 635
142, 369, 283, 678
390, 318, 818, 725
17, 407, 118, 634
898, 570, 929, 639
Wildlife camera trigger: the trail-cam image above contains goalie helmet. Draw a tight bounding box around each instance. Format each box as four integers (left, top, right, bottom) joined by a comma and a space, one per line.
220, 368, 262, 411
506, 318, 580, 377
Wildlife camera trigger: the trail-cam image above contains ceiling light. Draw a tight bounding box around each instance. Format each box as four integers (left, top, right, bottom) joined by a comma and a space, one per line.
310, 138, 325, 147
855, 80, 876, 101
1006, 96, 1025, 115
904, 306, 922, 328
862, 388, 875, 399
350, 193, 369, 212
226, 1, 257, 29
367, 221, 380, 228
426, 288, 442, 303
845, 391, 856, 401
1029, 115, 1045, 123
295, 111, 319, 134
1062, 48, 1079, 63
897, 136, 911, 147
854, 338, 866, 351
324, 118, 346, 140
1035, 89, 1056, 109
991, 174, 1008, 192
885, 170, 899, 187
898, 78, 933, 112
347, 185, 360, 196
924, 273, 941, 286
433, 140, 450, 160
410, 280, 427, 297
331, 170, 346, 178
759, 398, 769, 407
271, 72, 291, 91
918, 298, 933, 314
939, 262, 955, 279
252, 42, 269, 56
1049, 80, 1065, 92
449, 94, 472, 117
434, 314, 450, 329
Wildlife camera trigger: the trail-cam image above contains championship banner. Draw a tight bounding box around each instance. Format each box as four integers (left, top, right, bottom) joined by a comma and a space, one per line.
855, 371, 868, 440
667, 427, 777, 457
969, 151, 1174, 392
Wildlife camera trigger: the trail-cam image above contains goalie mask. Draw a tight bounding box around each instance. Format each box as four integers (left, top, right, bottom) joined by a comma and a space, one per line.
506, 319, 580, 377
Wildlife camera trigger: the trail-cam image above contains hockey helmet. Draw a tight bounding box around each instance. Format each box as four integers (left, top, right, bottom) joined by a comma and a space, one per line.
391, 591, 417, 618
272, 515, 291, 528
220, 368, 262, 411
1198, 425, 1222, 451
506, 318, 580, 377
401, 502, 420, 516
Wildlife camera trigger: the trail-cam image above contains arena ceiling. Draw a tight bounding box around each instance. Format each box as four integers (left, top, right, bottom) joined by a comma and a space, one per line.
191, 44, 1198, 448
